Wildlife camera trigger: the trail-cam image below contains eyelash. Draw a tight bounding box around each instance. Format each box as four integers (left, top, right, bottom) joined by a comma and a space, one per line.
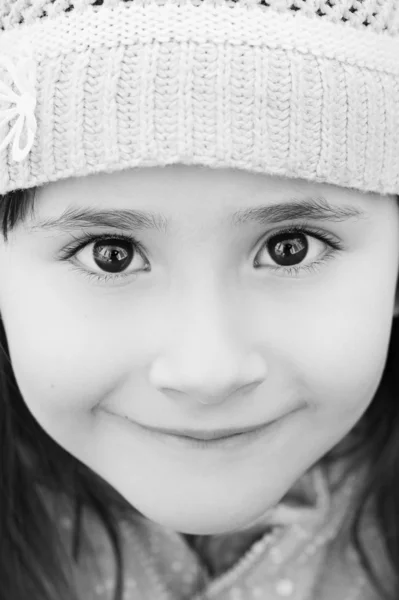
58, 222, 345, 285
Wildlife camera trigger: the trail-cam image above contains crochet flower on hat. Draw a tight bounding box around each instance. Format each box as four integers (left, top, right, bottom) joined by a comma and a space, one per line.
0, 44, 37, 163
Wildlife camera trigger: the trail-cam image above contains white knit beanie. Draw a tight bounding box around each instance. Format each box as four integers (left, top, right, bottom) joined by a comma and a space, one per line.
0, 0, 398, 197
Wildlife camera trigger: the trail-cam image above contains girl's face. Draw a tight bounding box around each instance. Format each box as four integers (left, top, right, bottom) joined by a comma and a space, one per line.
1, 165, 398, 535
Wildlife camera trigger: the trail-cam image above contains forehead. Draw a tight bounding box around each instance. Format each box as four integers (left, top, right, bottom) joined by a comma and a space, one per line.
32, 165, 372, 235
36, 164, 345, 203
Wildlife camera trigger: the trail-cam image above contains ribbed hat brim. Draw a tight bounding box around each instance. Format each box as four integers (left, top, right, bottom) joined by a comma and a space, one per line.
1, 0, 399, 196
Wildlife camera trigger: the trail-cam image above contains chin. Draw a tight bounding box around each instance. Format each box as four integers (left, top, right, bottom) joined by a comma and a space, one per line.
135, 501, 265, 536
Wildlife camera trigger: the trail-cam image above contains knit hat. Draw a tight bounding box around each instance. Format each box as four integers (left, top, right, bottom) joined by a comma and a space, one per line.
0, 0, 398, 198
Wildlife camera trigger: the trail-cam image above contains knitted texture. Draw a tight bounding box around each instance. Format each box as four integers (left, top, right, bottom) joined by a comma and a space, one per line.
0, 0, 399, 196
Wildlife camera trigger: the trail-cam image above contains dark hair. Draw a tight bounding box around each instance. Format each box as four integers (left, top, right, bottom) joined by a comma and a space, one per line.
0, 186, 398, 600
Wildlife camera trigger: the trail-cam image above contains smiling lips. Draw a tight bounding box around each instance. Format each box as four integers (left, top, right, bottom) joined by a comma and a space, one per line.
124, 414, 289, 441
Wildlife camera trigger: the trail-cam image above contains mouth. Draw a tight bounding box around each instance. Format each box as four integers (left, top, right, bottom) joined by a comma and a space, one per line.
103, 408, 298, 451
136, 421, 272, 441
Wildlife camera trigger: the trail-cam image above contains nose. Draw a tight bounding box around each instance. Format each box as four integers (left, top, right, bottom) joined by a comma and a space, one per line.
148, 290, 268, 406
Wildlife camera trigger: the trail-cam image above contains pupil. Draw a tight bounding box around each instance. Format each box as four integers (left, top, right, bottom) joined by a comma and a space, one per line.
93, 240, 133, 273
270, 232, 308, 266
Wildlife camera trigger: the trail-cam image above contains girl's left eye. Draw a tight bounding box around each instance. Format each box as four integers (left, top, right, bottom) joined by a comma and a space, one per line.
58, 223, 345, 285
254, 223, 345, 278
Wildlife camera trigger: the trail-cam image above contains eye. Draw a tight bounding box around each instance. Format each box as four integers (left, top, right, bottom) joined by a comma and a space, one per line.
58, 233, 150, 284
254, 225, 344, 277
78, 237, 146, 274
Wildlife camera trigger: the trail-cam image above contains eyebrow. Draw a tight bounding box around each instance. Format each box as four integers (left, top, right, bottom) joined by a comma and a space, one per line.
29, 196, 367, 235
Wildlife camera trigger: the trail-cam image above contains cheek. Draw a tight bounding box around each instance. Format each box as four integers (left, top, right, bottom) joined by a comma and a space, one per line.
281, 267, 395, 425
0, 285, 129, 440
0, 255, 166, 455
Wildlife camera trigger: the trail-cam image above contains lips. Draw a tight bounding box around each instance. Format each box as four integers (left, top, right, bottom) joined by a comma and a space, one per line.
163, 428, 261, 441
102, 405, 299, 443
102, 406, 297, 452
121, 415, 282, 441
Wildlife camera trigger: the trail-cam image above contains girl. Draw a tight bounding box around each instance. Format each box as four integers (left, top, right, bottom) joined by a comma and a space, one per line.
0, 0, 399, 599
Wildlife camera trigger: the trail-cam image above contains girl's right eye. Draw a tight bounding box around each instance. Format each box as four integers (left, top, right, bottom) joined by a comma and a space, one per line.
58, 232, 150, 285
